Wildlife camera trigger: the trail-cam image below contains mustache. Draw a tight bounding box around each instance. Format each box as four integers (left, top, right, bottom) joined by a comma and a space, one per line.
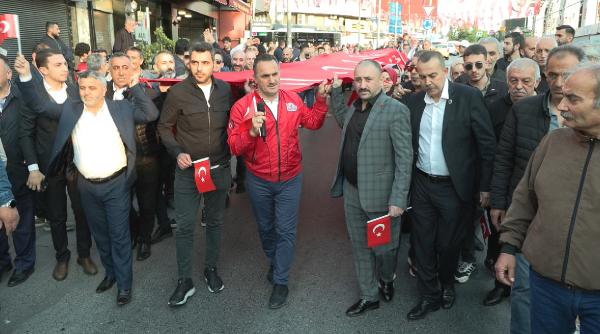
561, 111, 574, 121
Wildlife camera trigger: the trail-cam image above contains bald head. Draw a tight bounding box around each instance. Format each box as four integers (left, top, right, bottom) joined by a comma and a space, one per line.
535, 37, 558, 70
356, 59, 383, 74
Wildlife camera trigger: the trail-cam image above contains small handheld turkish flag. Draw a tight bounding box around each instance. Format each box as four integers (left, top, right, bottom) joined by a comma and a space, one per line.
193, 157, 216, 193
0, 14, 20, 52
367, 215, 391, 248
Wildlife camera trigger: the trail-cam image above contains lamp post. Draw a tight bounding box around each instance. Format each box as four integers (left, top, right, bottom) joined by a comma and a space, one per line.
286, 0, 292, 47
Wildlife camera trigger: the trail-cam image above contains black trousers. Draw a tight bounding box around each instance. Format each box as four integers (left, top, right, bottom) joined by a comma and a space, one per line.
130, 155, 161, 243
155, 148, 174, 230
45, 170, 92, 262
235, 156, 246, 184
410, 171, 468, 300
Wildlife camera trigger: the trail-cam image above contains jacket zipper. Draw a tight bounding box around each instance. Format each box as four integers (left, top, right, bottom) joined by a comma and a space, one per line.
275, 114, 281, 181
561, 139, 595, 282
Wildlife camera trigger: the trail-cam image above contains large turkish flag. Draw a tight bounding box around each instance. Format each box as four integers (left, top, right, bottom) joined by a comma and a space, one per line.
142, 48, 407, 92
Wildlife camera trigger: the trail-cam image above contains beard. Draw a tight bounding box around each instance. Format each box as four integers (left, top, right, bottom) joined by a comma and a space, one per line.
159, 69, 176, 79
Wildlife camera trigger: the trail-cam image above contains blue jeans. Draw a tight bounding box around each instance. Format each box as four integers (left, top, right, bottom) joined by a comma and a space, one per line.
0, 192, 35, 272
511, 254, 531, 334
246, 171, 302, 285
530, 269, 600, 334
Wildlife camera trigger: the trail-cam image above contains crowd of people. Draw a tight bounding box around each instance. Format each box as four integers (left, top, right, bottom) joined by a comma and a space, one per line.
0, 18, 599, 333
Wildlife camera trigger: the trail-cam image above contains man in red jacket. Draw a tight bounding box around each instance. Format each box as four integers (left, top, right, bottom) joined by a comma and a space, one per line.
228, 53, 330, 309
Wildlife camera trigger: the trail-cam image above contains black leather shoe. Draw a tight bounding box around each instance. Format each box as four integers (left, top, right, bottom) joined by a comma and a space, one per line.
0, 263, 13, 283
96, 276, 116, 293
7, 267, 34, 287
407, 299, 441, 320
442, 287, 456, 309
267, 265, 273, 284
136, 242, 151, 261
150, 226, 173, 245
268, 284, 288, 309
346, 299, 380, 317
117, 289, 131, 306
378, 279, 394, 302
483, 285, 511, 306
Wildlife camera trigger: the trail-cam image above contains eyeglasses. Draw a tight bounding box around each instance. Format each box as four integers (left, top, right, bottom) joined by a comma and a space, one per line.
464, 61, 485, 71
215, 60, 223, 64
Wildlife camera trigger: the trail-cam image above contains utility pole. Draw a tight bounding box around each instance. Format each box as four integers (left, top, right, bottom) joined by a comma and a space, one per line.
286, 0, 292, 47
358, 0, 362, 47
376, 0, 381, 48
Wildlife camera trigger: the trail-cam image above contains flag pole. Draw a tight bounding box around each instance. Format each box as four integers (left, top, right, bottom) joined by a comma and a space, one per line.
14, 14, 22, 54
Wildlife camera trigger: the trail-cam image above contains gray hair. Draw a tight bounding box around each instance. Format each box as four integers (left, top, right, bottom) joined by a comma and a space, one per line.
537, 36, 558, 49
507, 58, 541, 81
87, 53, 106, 71
547, 45, 586, 68
478, 37, 502, 54
78, 70, 107, 87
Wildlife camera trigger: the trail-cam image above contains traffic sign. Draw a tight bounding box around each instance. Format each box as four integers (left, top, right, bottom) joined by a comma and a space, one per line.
423, 19, 433, 31
424, 6, 434, 17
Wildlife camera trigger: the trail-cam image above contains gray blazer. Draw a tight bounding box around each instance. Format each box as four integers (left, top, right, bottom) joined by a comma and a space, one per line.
330, 87, 413, 212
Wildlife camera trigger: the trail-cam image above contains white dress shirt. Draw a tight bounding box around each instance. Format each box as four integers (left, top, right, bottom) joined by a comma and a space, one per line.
71, 101, 127, 179
44, 80, 68, 104
417, 79, 450, 176
112, 83, 127, 101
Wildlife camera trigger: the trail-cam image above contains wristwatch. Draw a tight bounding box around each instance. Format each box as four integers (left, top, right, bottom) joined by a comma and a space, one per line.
1, 199, 16, 208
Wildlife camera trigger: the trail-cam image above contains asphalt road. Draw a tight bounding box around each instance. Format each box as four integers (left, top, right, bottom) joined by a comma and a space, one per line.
0, 116, 510, 334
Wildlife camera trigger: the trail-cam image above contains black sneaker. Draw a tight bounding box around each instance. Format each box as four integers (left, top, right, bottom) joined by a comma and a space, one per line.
454, 261, 477, 283
204, 267, 224, 293
168, 278, 195, 307
269, 284, 289, 309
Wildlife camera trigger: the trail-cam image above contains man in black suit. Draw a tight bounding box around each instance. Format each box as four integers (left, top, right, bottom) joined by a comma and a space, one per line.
15, 55, 159, 305
405, 51, 496, 320
20, 49, 98, 282
39, 22, 74, 71
0, 54, 36, 287
106, 52, 164, 261
113, 17, 137, 54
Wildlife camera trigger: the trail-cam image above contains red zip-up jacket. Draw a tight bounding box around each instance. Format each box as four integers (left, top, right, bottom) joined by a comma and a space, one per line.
228, 90, 328, 182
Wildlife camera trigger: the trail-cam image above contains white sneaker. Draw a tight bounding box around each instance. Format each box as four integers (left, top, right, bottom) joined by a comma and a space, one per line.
454, 261, 476, 283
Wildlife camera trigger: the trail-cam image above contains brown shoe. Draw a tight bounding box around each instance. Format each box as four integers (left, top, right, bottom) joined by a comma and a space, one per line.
52, 261, 69, 281
77, 257, 98, 276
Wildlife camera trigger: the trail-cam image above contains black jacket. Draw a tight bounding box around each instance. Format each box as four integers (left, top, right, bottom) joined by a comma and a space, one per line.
488, 93, 513, 141
39, 35, 74, 67
466, 78, 508, 111
20, 80, 80, 173
113, 28, 135, 54
536, 73, 549, 94
158, 76, 233, 166
406, 81, 496, 202
490, 91, 551, 210
0, 85, 32, 197
106, 81, 164, 157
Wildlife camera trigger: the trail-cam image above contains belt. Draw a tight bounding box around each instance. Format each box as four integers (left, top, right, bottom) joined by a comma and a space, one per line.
416, 168, 451, 183
84, 167, 127, 184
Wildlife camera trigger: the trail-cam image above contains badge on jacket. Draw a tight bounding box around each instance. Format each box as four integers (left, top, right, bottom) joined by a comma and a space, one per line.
286, 103, 298, 112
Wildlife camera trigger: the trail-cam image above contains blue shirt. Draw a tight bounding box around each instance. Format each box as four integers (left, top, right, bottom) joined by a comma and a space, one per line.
0, 159, 14, 204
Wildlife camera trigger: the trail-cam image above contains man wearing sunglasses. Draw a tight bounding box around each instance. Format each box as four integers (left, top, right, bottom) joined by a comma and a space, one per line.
455, 44, 508, 286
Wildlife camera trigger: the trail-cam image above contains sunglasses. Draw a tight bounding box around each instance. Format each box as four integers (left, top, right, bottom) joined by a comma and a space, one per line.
215, 60, 223, 64
464, 61, 485, 71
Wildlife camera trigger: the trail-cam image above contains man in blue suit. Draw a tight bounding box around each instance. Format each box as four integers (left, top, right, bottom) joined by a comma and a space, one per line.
14, 54, 159, 305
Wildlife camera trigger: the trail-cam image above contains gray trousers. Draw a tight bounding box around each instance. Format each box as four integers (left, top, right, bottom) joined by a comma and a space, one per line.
343, 179, 400, 301
174, 165, 231, 279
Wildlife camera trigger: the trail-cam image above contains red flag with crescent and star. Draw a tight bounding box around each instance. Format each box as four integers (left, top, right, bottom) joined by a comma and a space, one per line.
367, 215, 391, 248
0, 14, 18, 45
193, 158, 216, 193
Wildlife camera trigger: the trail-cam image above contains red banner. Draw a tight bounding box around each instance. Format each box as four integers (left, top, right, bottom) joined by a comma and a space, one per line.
214, 48, 407, 92
193, 158, 216, 193
367, 215, 391, 248
0, 14, 18, 45
142, 49, 406, 92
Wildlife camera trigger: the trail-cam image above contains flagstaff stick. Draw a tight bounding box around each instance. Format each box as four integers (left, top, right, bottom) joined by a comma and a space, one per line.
14, 14, 21, 55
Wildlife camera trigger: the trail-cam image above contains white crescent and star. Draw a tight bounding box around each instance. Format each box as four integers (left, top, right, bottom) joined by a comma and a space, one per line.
372, 223, 386, 238
0, 21, 10, 34
198, 166, 207, 183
